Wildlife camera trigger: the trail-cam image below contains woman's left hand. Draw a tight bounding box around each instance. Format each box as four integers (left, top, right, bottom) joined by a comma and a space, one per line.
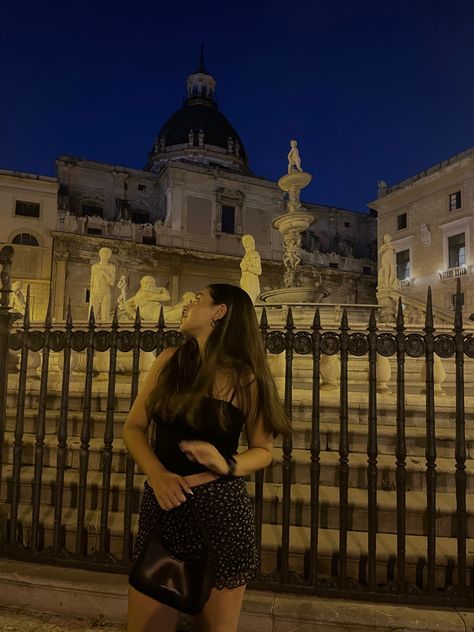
179, 440, 228, 475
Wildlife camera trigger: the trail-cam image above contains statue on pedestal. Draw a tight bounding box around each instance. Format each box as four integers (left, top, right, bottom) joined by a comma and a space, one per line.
124, 275, 171, 321
240, 234, 262, 303
9, 281, 26, 315
89, 247, 116, 321
117, 275, 128, 306
287, 140, 303, 173
378, 234, 398, 290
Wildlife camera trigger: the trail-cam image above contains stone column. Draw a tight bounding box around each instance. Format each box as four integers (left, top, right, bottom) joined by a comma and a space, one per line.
53, 252, 69, 321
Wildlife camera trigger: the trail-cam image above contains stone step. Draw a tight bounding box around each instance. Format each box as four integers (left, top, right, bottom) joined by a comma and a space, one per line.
2, 466, 474, 539
6, 414, 474, 458
3, 500, 471, 589
2, 433, 471, 493
268, 449, 473, 494
5, 384, 474, 438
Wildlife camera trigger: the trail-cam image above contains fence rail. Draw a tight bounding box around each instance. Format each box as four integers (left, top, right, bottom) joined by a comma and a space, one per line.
0, 245, 473, 606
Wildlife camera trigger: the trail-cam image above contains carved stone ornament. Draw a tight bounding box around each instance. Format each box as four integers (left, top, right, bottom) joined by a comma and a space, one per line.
420, 223, 432, 248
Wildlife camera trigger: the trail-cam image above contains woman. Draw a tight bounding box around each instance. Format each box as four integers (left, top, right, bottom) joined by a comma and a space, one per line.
123, 283, 289, 632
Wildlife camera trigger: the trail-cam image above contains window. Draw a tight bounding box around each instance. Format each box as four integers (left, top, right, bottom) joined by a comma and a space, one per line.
221, 205, 235, 234
344, 221, 351, 228
82, 204, 103, 217
85, 289, 91, 303
131, 210, 150, 224
363, 266, 372, 275
86, 227, 103, 235
396, 249, 410, 280
138, 184, 146, 191
449, 191, 461, 211
12, 233, 39, 246
397, 213, 407, 230
452, 293, 465, 308
448, 233, 466, 268
329, 262, 339, 269
15, 200, 40, 218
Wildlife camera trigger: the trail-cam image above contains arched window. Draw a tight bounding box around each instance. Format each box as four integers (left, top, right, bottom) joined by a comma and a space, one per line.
12, 233, 39, 246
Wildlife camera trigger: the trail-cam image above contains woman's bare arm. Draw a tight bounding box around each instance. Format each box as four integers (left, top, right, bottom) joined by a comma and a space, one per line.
179, 378, 274, 476
122, 347, 193, 510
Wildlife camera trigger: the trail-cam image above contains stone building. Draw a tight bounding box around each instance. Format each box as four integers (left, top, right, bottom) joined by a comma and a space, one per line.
370, 146, 474, 315
1, 55, 376, 321
0, 169, 58, 321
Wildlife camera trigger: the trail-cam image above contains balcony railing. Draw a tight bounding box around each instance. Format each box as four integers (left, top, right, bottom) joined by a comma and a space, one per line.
439, 266, 467, 281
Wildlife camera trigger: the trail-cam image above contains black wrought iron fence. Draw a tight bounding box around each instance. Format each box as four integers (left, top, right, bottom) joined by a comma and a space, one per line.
0, 244, 473, 606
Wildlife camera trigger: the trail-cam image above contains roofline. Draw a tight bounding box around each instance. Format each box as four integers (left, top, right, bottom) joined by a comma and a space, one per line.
372, 145, 474, 204
0, 167, 57, 183
56, 155, 159, 179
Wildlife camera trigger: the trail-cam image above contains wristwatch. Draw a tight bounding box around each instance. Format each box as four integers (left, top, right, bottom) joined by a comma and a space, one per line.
222, 454, 237, 477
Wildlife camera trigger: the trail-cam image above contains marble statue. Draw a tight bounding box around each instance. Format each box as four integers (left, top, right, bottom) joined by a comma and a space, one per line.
377, 180, 388, 196
287, 140, 302, 173
234, 140, 240, 156
164, 291, 196, 322
124, 275, 171, 321
288, 184, 301, 213
227, 137, 234, 154
198, 129, 204, 147
420, 223, 432, 248
188, 129, 195, 147
240, 234, 262, 303
9, 281, 26, 315
378, 234, 398, 290
117, 275, 128, 305
89, 247, 116, 321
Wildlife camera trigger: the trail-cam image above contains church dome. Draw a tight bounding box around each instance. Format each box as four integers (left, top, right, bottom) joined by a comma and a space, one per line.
145, 51, 249, 174
157, 103, 246, 159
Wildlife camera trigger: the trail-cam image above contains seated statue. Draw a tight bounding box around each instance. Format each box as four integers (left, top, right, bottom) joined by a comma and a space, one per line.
9, 281, 26, 315
164, 291, 196, 323
124, 275, 171, 321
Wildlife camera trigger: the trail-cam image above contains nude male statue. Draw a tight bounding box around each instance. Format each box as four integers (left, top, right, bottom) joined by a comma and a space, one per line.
287, 139, 303, 173
89, 247, 116, 321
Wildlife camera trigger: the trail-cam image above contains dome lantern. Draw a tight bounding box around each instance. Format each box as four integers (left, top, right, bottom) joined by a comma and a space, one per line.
186, 46, 216, 103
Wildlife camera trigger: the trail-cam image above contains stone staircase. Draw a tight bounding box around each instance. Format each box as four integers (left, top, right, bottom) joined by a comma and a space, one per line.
2, 346, 474, 591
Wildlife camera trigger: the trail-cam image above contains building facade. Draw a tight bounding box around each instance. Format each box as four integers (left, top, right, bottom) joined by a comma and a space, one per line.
1, 56, 376, 322
0, 169, 58, 321
371, 146, 474, 315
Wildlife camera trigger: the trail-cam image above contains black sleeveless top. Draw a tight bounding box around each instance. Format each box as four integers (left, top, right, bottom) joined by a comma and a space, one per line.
152, 396, 246, 476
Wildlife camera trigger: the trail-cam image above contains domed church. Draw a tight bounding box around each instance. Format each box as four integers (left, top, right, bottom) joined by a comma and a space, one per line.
145, 49, 250, 175
1, 52, 376, 322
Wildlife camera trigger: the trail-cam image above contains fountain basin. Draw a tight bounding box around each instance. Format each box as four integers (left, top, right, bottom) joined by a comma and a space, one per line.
273, 212, 315, 233
278, 171, 312, 191
259, 287, 329, 304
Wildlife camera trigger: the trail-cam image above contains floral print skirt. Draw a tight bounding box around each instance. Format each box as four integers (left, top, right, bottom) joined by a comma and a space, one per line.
132, 476, 259, 590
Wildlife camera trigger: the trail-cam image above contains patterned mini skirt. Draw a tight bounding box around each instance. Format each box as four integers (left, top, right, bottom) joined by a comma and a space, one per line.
132, 476, 259, 590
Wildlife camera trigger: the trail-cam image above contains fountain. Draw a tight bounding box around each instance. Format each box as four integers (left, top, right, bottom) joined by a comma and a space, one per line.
260, 140, 329, 303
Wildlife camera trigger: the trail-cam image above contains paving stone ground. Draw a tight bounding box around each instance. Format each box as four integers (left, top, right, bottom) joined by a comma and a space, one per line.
0, 605, 127, 632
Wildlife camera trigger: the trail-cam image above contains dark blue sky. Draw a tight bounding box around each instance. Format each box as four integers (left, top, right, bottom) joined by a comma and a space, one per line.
1, 0, 473, 211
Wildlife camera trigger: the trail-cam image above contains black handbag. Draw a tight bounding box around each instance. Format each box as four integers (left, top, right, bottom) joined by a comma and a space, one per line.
129, 495, 216, 615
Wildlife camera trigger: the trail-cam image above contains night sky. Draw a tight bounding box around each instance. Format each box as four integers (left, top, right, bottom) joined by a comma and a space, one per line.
1, 0, 473, 212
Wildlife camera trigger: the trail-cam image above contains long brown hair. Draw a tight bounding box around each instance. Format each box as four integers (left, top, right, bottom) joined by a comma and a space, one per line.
146, 283, 290, 437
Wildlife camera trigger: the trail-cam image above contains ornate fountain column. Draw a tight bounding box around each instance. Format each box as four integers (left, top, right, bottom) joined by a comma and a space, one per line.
260, 140, 328, 303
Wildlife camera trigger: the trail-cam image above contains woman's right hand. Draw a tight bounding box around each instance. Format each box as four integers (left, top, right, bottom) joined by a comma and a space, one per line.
148, 471, 193, 511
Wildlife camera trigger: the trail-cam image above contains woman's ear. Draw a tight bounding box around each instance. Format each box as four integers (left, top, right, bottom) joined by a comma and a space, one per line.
214, 303, 228, 321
